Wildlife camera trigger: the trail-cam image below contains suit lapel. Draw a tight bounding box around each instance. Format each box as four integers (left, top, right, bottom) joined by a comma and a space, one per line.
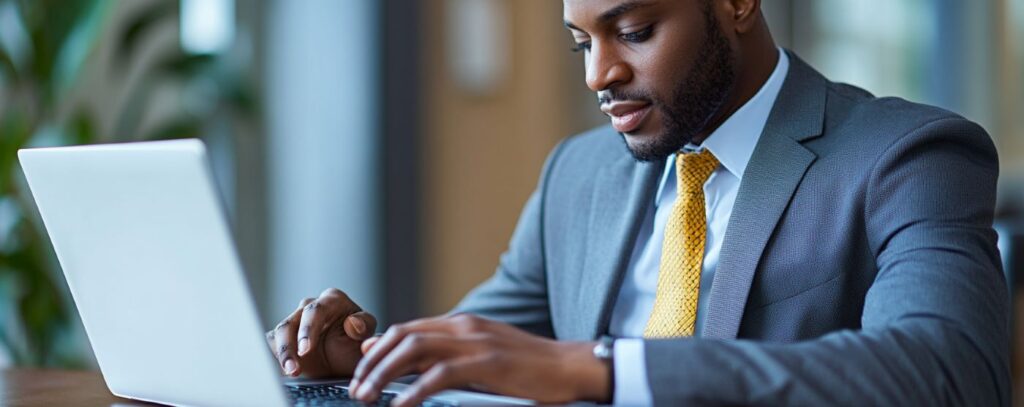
701, 52, 827, 339
578, 154, 661, 340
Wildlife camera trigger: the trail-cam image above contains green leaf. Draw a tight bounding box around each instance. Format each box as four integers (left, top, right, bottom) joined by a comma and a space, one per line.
114, 0, 176, 68
0, 318, 26, 366
112, 53, 213, 140
16, 0, 105, 102
224, 79, 260, 118
145, 118, 202, 141
112, 52, 213, 140
7, 221, 68, 366
51, 0, 113, 97
155, 53, 216, 79
111, 79, 154, 141
0, 111, 32, 195
69, 108, 97, 145
0, 46, 18, 83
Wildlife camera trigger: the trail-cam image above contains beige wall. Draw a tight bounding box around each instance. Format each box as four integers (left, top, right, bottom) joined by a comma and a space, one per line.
420, 0, 598, 314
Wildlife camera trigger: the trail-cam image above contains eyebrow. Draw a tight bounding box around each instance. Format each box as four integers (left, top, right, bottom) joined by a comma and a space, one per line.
564, 0, 654, 31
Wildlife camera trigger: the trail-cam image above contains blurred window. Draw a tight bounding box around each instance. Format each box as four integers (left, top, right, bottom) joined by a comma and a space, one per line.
180, 0, 235, 55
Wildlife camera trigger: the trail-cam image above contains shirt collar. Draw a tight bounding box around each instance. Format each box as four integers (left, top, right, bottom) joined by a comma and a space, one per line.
656, 48, 790, 201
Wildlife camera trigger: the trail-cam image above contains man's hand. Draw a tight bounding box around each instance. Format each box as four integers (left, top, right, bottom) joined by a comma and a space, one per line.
265, 288, 378, 378
348, 313, 611, 406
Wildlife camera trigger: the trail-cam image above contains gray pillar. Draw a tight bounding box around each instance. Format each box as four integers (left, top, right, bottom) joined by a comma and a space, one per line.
263, 0, 381, 326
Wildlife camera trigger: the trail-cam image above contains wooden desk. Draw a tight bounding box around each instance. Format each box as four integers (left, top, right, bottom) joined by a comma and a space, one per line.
0, 369, 156, 406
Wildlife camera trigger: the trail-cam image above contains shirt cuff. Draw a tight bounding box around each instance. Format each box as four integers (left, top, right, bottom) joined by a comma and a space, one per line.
612, 338, 653, 406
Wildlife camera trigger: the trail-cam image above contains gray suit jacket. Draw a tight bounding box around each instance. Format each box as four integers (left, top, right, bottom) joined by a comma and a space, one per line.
454, 51, 1010, 406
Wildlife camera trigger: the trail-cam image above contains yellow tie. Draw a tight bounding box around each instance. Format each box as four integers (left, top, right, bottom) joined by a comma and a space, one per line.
644, 150, 719, 338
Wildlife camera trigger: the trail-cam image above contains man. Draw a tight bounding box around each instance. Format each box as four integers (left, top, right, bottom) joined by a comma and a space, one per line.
265, 0, 1010, 405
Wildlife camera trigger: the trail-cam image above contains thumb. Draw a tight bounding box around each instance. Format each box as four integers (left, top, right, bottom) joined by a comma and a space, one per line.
343, 311, 377, 341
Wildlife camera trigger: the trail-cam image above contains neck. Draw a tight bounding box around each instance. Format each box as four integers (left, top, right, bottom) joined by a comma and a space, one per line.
693, 22, 778, 145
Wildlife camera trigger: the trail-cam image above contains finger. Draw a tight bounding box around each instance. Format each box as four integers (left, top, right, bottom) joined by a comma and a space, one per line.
351, 316, 452, 395
352, 333, 458, 402
392, 356, 489, 407
352, 316, 448, 383
343, 311, 377, 340
360, 335, 381, 355
273, 301, 311, 376
350, 334, 381, 394
265, 322, 279, 350
265, 330, 276, 357
297, 288, 358, 357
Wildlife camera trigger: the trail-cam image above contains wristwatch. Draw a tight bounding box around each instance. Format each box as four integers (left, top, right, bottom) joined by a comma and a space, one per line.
593, 335, 615, 399
593, 335, 615, 361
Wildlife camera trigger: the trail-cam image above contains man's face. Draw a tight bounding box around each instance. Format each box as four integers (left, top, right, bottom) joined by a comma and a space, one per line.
563, 0, 737, 161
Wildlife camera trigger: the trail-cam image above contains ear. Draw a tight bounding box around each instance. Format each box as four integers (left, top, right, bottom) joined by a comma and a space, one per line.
723, 0, 760, 34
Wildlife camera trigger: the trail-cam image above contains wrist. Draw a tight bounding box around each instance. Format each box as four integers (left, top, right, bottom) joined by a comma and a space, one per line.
563, 341, 612, 403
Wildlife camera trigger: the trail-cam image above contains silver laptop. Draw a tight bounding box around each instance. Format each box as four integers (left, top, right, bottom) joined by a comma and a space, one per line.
18, 140, 531, 407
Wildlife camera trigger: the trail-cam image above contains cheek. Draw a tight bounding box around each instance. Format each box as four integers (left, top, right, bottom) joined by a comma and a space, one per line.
630, 44, 686, 99
640, 24, 704, 93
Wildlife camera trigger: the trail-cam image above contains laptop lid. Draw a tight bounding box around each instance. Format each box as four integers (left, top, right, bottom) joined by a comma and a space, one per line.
19, 140, 289, 407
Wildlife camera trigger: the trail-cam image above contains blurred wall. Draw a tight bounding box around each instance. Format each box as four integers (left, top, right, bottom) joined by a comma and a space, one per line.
420, 0, 601, 315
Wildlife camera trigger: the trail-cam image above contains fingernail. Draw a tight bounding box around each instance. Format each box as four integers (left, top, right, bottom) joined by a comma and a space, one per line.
298, 338, 309, 355
352, 318, 366, 335
356, 381, 373, 399
284, 359, 297, 375
349, 379, 360, 393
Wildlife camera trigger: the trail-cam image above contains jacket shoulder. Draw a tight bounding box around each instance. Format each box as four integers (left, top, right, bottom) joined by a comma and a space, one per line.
822, 81, 989, 145
559, 124, 630, 161
544, 125, 631, 176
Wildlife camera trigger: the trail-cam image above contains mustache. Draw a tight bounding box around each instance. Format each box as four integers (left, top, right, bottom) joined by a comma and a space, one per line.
597, 88, 655, 105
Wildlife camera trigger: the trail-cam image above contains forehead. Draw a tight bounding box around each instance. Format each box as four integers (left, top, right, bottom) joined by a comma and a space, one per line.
563, 0, 643, 21
563, 0, 688, 28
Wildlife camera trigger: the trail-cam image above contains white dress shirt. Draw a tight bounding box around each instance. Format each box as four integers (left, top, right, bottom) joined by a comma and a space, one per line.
608, 49, 790, 405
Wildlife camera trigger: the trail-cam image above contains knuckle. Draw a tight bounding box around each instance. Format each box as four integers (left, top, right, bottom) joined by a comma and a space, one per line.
386, 324, 405, 337
320, 287, 344, 298
274, 318, 292, 332
480, 351, 502, 365
454, 313, 483, 331
405, 333, 425, 346
304, 301, 319, 311
434, 362, 453, 377
277, 344, 290, 358
474, 333, 499, 346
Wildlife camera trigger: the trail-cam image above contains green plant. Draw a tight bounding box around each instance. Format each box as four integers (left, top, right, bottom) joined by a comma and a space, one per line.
0, 0, 255, 366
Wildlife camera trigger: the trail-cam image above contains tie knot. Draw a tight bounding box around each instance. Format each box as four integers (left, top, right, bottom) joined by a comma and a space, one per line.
676, 150, 719, 194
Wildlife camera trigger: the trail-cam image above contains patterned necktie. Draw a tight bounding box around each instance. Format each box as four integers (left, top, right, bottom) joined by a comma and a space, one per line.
644, 149, 719, 338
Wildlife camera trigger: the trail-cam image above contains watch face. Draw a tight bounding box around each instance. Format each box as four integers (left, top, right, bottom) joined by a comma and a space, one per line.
594, 336, 615, 360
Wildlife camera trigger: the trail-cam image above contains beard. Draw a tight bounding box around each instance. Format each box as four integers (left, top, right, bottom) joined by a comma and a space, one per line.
623, 7, 737, 162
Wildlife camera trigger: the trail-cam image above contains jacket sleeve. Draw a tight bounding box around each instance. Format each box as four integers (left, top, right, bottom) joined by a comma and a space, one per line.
450, 139, 571, 338
643, 117, 1011, 406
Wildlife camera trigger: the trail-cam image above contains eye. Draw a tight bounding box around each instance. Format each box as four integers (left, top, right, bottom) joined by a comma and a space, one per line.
571, 41, 592, 53
620, 26, 653, 43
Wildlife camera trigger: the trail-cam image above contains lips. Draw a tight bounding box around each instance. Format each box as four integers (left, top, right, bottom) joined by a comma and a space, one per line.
601, 101, 653, 133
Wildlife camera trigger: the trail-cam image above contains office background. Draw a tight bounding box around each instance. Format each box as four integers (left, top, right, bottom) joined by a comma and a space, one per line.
1, 0, 1023, 401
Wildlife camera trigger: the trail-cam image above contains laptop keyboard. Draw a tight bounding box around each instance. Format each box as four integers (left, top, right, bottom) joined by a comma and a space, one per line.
287, 384, 457, 407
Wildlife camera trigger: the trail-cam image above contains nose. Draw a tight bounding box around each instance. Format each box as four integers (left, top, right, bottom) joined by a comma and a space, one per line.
585, 41, 632, 93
